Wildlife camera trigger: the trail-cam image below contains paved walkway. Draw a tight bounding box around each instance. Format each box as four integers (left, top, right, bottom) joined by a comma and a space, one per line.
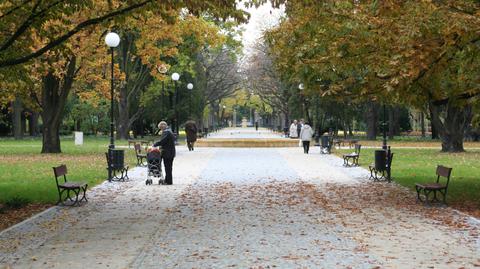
1, 146, 479, 268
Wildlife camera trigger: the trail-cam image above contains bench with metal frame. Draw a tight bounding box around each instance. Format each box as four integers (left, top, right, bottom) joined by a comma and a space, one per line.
415, 165, 452, 205
134, 143, 147, 166
343, 144, 361, 167
128, 140, 136, 148
105, 152, 129, 181
346, 139, 358, 148
53, 165, 88, 206
333, 139, 343, 149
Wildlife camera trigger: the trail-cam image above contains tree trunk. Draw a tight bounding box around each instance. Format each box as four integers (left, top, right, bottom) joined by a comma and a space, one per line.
284, 109, 290, 129
429, 100, 472, 152
42, 119, 61, 153
12, 98, 23, 139
429, 110, 439, 139
365, 101, 378, 140
28, 110, 39, 136
304, 101, 312, 125
21, 111, 27, 136
75, 118, 81, 131
117, 85, 129, 140
41, 57, 77, 153
388, 106, 400, 139
420, 111, 426, 138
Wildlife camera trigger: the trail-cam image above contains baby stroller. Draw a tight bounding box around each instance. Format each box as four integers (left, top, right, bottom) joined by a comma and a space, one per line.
146, 149, 164, 185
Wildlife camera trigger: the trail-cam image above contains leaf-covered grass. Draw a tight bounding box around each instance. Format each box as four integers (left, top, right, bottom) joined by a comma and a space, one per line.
0, 136, 149, 204
336, 138, 480, 148
335, 147, 480, 215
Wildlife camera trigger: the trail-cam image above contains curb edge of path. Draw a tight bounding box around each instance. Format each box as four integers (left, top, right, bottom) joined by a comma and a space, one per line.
0, 206, 59, 237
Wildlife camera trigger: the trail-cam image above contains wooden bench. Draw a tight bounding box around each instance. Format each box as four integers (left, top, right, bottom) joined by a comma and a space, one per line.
139, 140, 151, 148
333, 139, 343, 149
369, 152, 394, 182
134, 143, 147, 166
128, 140, 151, 148
343, 144, 361, 167
53, 165, 88, 206
346, 139, 358, 148
128, 140, 136, 148
415, 165, 452, 205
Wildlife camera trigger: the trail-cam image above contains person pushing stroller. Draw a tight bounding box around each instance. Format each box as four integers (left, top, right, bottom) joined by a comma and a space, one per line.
153, 121, 176, 185
146, 147, 163, 185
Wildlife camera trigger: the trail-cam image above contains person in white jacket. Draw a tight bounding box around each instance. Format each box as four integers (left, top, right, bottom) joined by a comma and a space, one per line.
289, 120, 298, 138
300, 122, 314, 154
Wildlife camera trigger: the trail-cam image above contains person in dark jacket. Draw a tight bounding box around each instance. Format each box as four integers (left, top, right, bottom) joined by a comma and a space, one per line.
153, 121, 175, 185
184, 120, 198, 151
297, 119, 304, 138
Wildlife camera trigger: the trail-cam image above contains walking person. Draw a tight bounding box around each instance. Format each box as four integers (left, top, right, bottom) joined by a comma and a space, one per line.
289, 120, 298, 138
300, 122, 314, 154
153, 121, 175, 185
255, 120, 259, 131
297, 119, 304, 138
184, 120, 197, 151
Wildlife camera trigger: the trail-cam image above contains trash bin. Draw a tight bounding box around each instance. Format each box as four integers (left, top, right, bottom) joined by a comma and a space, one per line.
110, 149, 125, 170
375, 150, 387, 171
321, 135, 330, 148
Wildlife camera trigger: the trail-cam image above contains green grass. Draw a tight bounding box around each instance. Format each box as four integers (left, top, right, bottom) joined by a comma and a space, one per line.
336, 147, 480, 212
0, 136, 172, 204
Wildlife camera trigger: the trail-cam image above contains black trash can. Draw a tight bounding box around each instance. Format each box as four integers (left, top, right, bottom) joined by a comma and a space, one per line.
374, 150, 387, 171
321, 135, 330, 148
110, 149, 125, 170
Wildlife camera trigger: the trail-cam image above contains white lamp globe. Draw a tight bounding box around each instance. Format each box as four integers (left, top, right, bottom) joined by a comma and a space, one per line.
298, 83, 304, 90
187, 83, 193, 90
105, 32, 120, 48
171, 72, 180, 81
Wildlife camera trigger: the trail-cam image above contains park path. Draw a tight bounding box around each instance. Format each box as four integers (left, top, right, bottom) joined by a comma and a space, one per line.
1, 131, 479, 268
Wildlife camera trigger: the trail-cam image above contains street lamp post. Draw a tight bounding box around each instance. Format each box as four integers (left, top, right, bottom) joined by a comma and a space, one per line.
298, 83, 305, 120
222, 105, 226, 127
187, 83, 193, 117
249, 91, 254, 126
105, 32, 120, 181
171, 72, 180, 135
157, 65, 168, 121
382, 104, 387, 150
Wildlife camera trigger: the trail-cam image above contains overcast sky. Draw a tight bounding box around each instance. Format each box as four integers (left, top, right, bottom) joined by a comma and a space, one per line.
240, 3, 285, 57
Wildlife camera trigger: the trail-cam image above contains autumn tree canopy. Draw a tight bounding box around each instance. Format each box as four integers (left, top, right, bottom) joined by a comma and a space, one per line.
264, 0, 480, 152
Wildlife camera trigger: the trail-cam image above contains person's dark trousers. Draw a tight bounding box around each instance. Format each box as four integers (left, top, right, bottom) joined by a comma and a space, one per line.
302, 141, 310, 154
163, 157, 174, 184
187, 141, 193, 151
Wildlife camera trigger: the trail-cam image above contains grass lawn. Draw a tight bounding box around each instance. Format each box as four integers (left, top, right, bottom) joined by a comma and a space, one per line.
335, 147, 480, 216
333, 136, 480, 148
0, 135, 186, 204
